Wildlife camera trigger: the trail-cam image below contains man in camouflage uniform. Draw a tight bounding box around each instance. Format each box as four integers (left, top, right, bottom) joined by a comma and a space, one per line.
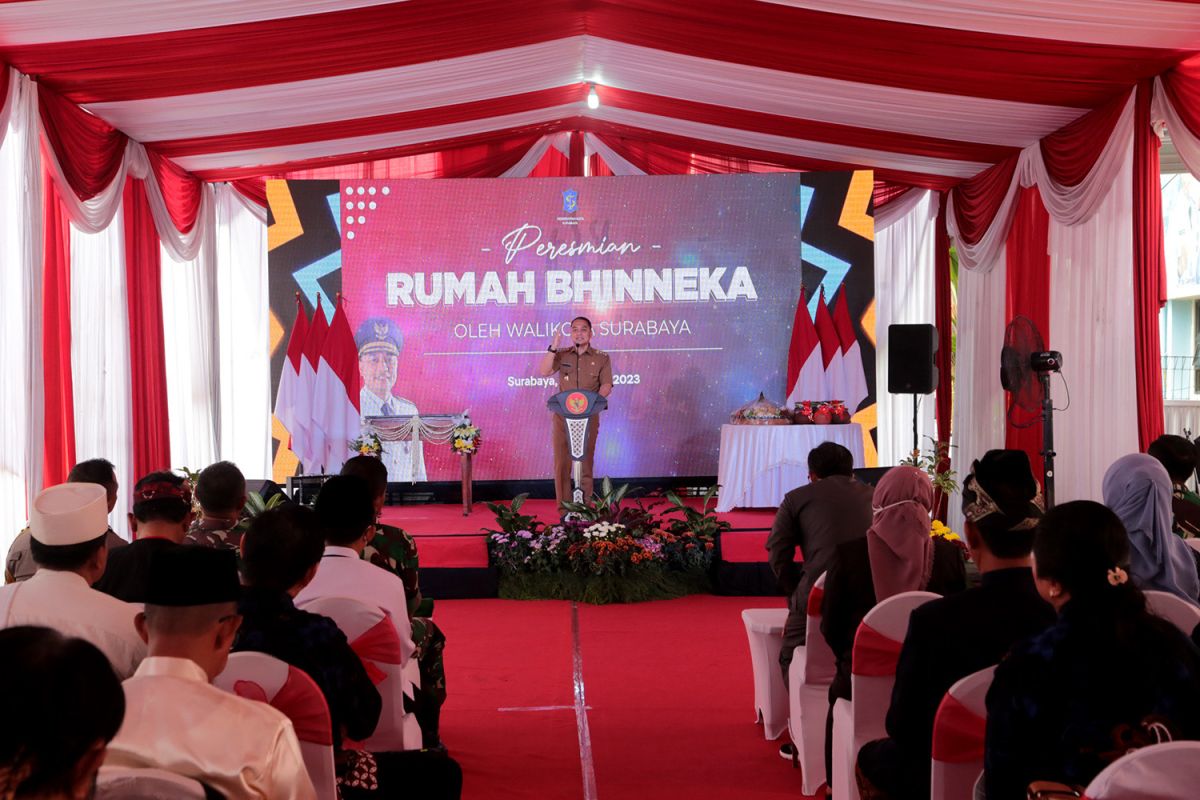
342, 455, 447, 744
186, 461, 251, 550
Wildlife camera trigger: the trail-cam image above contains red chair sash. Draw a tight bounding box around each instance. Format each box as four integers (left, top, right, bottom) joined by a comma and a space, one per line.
233, 679, 269, 704
931, 694, 986, 763
275, 667, 334, 746
806, 585, 825, 617
851, 623, 903, 676
350, 617, 403, 686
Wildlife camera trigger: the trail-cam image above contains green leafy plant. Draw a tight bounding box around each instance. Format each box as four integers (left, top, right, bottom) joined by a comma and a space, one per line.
560, 476, 634, 521
900, 437, 959, 500
484, 493, 543, 536
244, 491, 287, 517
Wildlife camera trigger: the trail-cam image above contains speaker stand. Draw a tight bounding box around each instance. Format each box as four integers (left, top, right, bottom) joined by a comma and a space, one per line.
911, 393, 920, 461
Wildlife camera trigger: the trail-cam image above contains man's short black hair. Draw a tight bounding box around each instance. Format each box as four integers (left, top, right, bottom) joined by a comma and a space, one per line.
0, 626, 124, 797
241, 506, 325, 593
131, 471, 191, 524
808, 442, 854, 478
571, 316, 593, 330
195, 461, 246, 514
29, 533, 107, 572
341, 455, 389, 499
314, 475, 376, 547
1148, 435, 1197, 484
67, 458, 117, 491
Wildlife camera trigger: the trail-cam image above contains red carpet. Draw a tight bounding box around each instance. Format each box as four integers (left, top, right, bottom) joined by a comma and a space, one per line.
381, 500, 778, 569
435, 595, 820, 799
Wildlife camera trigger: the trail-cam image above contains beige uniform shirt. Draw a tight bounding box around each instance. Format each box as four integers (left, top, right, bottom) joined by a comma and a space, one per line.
552, 345, 613, 393
107, 657, 316, 800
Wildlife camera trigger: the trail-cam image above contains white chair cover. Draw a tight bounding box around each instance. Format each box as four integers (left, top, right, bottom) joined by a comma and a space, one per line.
832, 590, 940, 800
95, 766, 207, 800
299, 595, 422, 751
1084, 740, 1200, 800
1144, 590, 1200, 636
741, 606, 790, 740
214, 651, 338, 800
930, 665, 997, 800
788, 572, 835, 794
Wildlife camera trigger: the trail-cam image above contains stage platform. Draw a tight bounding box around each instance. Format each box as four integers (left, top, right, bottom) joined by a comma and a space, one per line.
383, 499, 791, 600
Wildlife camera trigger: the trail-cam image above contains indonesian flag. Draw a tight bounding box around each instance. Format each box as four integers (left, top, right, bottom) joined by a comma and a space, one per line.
814, 290, 844, 400
273, 297, 309, 445
833, 290, 869, 413
312, 298, 362, 474
786, 287, 827, 405
295, 297, 329, 472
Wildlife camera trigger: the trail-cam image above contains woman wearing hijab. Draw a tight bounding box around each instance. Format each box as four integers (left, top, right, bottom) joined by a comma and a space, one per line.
818, 466, 967, 786
1101, 453, 1200, 604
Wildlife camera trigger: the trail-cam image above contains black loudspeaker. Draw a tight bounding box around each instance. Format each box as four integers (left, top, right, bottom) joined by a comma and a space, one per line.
888, 324, 938, 394
246, 479, 292, 505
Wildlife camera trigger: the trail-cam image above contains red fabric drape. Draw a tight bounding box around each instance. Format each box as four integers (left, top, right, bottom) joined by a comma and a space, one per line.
568, 131, 585, 177
873, 182, 911, 210
934, 196, 954, 521
38, 84, 126, 200
1162, 54, 1200, 137
949, 155, 1019, 246
1039, 91, 1131, 188
231, 177, 267, 209
280, 132, 550, 182
1004, 186, 1051, 478
41, 166, 75, 487
123, 177, 172, 479
588, 153, 614, 177
0, 66, 8, 116
528, 145, 569, 177
1133, 79, 1166, 450
145, 148, 203, 234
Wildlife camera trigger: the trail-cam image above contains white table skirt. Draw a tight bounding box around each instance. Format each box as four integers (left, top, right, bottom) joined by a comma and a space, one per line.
715, 423, 865, 512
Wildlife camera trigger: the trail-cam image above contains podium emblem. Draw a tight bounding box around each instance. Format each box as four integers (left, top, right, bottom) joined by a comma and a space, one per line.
565, 391, 589, 415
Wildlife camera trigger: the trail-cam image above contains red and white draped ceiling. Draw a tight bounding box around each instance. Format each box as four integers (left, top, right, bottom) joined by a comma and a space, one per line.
2, 0, 1200, 482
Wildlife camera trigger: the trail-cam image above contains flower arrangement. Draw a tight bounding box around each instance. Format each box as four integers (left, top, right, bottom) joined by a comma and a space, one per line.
930, 519, 961, 543
484, 481, 726, 603
349, 432, 384, 457
451, 417, 481, 456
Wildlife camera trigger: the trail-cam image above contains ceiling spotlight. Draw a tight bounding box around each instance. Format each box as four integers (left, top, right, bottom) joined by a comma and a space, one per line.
587, 84, 600, 110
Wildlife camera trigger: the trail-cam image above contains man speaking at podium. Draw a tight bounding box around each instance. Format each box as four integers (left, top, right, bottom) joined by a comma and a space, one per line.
539, 317, 613, 511
357, 318, 427, 482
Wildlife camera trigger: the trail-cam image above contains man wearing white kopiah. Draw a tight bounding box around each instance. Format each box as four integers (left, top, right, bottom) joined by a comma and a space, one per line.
356, 317, 427, 482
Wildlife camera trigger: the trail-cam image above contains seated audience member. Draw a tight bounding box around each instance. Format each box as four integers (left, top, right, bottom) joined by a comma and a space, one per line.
341, 455, 448, 742
767, 442, 875, 682
985, 501, 1200, 798
1148, 434, 1200, 537
856, 451, 1055, 800
1102, 453, 1200, 603
236, 506, 462, 799
0, 484, 144, 678
94, 472, 194, 603
295, 476, 445, 748
6, 458, 126, 584
820, 466, 967, 784
0, 626, 125, 800
187, 460, 249, 550
105, 546, 316, 800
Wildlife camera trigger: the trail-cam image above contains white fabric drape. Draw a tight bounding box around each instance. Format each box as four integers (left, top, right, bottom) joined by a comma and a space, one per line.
874, 190, 939, 467
214, 184, 270, 480
70, 214, 134, 538
498, 134, 559, 178
0, 71, 43, 547
1047, 146, 1138, 502
161, 229, 221, 473
583, 132, 646, 176
947, 246, 1009, 534
1154, 77, 1200, 180
949, 95, 1135, 272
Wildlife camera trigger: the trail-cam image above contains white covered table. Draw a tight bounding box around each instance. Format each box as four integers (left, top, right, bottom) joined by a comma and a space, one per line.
716, 423, 865, 512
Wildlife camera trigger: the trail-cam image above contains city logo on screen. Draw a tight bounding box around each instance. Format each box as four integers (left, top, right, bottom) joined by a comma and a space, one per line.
562, 189, 579, 215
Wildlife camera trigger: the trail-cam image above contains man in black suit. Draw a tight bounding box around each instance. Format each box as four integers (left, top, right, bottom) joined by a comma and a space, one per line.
855, 450, 1056, 800
767, 442, 875, 681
